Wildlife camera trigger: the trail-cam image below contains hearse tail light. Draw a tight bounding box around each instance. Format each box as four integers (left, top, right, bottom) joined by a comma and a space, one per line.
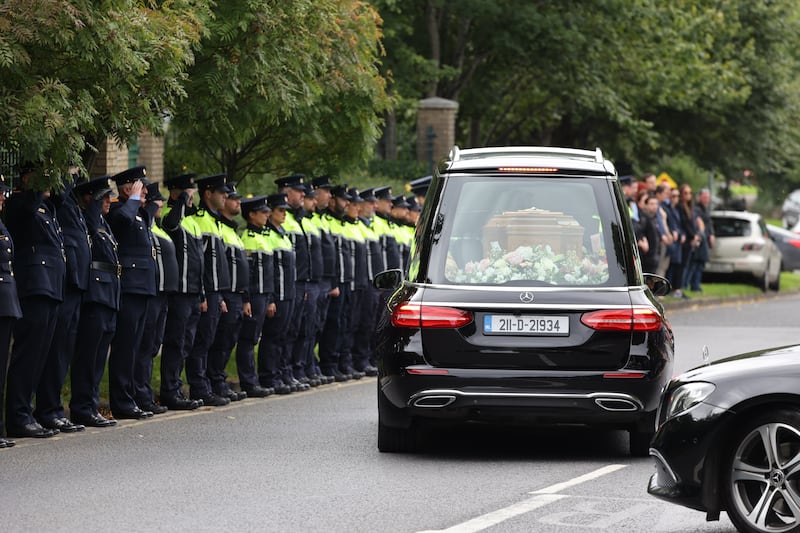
391, 303, 473, 329
498, 167, 558, 173
581, 307, 663, 332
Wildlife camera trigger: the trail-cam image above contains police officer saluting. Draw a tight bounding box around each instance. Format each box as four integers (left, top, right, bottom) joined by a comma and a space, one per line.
5, 163, 66, 438
70, 176, 120, 428
107, 166, 157, 420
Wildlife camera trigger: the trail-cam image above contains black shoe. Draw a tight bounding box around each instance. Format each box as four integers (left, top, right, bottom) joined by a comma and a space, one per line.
289, 378, 310, 391
7, 422, 58, 438
356, 365, 378, 377
242, 385, 272, 398
41, 417, 85, 433
319, 374, 335, 385
139, 403, 168, 415
218, 388, 242, 402
0, 438, 15, 448
72, 412, 117, 427
192, 393, 230, 407
161, 396, 201, 410
325, 370, 349, 382
342, 368, 364, 380
112, 407, 152, 420
269, 381, 292, 395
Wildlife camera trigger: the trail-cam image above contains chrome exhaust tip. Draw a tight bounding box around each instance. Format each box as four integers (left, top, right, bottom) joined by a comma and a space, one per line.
411, 395, 457, 408
594, 397, 639, 412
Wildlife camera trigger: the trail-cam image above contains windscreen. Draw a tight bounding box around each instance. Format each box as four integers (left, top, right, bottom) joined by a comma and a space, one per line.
426, 175, 627, 286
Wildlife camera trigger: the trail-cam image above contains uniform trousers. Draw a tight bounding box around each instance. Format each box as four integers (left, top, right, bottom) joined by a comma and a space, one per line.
258, 299, 293, 388
236, 293, 268, 390
313, 279, 334, 364
135, 292, 169, 407
207, 292, 244, 395
303, 283, 323, 377
319, 283, 350, 375
0, 318, 15, 436
290, 281, 318, 379
159, 293, 201, 400
70, 303, 117, 419
5, 296, 60, 428
186, 292, 222, 398
35, 285, 83, 423
109, 293, 151, 413
352, 286, 380, 371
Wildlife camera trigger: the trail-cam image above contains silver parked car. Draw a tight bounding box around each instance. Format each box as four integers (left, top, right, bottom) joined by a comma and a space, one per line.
704, 211, 782, 291
766, 224, 800, 272
781, 189, 800, 228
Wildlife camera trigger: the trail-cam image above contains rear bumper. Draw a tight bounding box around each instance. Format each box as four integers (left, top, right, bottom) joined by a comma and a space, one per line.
378, 368, 665, 431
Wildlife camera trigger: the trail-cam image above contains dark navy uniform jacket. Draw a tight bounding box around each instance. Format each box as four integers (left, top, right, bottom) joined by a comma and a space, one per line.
265, 222, 296, 302
375, 212, 401, 270
161, 195, 204, 295
192, 204, 231, 295
84, 197, 121, 311
152, 223, 179, 294
286, 208, 316, 282
4, 190, 66, 301
242, 224, 274, 300
52, 176, 90, 291
107, 196, 157, 296
314, 209, 336, 283
348, 217, 369, 290
0, 218, 22, 318
219, 216, 249, 297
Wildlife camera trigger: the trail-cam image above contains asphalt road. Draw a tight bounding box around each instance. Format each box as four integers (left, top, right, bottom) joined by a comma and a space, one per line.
2, 293, 799, 532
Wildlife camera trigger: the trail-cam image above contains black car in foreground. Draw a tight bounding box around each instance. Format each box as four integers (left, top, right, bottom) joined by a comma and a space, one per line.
648, 344, 800, 533
374, 146, 674, 456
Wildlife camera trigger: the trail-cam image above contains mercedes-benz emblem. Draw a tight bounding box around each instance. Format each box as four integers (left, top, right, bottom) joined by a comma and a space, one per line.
519, 291, 534, 303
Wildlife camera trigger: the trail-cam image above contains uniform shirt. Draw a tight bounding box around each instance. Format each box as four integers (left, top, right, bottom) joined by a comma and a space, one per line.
107, 196, 157, 296
53, 175, 91, 291
265, 222, 296, 302
0, 217, 22, 318
4, 190, 66, 301
84, 197, 121, 311
218, 216, 249, 297
161, 196, 205, 295
190, 204, 231, 294
325, 213, 353, 285
372, 212, 401, 271
152, 223, 179, 294
346, 216, 369, 290
358, 216, 382, 283
239, 223, 274, 299
284, 207, 317, 282
311, 209, 336, 283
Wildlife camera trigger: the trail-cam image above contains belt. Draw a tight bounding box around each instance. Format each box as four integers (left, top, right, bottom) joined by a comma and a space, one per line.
91, 261, 122, 277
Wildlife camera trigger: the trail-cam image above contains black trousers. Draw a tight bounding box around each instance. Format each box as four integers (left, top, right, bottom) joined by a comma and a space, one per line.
0, 318, 15, 436
258, 299, 293, 387
291, 281, 318, 379
236, 293, 268, 390
159, 293, 201, 400
135, 292, 168, 406
186, 292, 222, 398
70, 303, 117, 419
207, 292, 244, 394
109, 293, 151, 413
5, 296, 60, 428
35, 285, 83, 422
318, 283, 349, 374
352, 286, 380, 370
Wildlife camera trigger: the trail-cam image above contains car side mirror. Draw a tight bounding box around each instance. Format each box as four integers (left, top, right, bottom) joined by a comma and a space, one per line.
644, 274, 671, 296
374, 269, 403, 291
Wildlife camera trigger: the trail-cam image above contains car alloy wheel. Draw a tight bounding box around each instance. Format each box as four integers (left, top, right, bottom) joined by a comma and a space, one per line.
724, 409, 800, 533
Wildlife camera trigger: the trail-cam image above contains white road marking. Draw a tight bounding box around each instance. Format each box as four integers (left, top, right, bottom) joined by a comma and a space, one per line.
417, 464, 628, 533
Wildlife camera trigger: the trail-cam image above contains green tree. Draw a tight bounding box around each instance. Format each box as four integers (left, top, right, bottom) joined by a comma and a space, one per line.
0, 0, 206, 187
166, 0, 389, 185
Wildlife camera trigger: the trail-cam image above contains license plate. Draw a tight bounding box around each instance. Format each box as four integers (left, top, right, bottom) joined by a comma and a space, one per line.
705, 262, 734, 273
483, 315, 569, 336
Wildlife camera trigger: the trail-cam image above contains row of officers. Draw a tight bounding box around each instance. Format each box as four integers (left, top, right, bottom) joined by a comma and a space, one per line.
0, 164, 430, 448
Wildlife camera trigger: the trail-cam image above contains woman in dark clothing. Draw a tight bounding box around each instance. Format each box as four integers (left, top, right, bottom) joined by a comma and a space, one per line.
677, 184, 702, 291
0, 177, 23, 447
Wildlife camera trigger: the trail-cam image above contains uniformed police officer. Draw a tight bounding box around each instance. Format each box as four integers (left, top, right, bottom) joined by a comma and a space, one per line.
186, 174, 232, 407
0, 175, 22, 447
259, 193, 296, 394
236, 196, 275, 398
391, 195, 413, 272
309, 176, 337, 386
408, 175, 431, 208
372, 186, 402, 271
70, 176, 120, 428
5, 163, 66, 438
134, 181, 175, 414
158, 174, 203, 410
206, 181, 250, 401
107, 165, 157, 419
35, 168, 90, 433
353, 188, 381, 376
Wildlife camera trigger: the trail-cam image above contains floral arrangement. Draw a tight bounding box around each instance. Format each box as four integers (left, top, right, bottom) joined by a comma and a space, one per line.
446, 241, 608, 285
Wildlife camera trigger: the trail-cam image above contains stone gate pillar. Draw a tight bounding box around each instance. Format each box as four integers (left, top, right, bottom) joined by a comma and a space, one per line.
416, 97, 459, 170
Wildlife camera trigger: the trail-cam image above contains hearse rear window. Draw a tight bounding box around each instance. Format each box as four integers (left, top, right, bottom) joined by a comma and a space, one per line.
428, 176, 625, 286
